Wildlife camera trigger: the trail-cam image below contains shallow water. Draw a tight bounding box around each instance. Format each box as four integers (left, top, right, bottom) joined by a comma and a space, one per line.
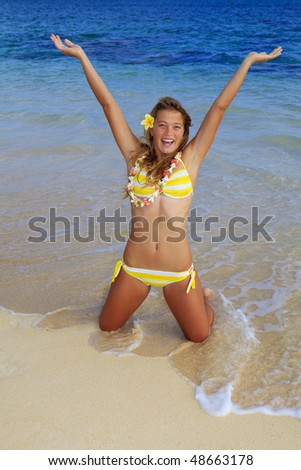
1, 0, 301, 418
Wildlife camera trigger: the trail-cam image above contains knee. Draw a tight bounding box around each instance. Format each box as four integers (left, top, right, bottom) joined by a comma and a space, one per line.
99, 314, 117, 333
185, 328, 210, 344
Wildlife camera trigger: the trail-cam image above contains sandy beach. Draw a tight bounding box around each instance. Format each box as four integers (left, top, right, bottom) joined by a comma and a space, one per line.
1, 309, 300, 451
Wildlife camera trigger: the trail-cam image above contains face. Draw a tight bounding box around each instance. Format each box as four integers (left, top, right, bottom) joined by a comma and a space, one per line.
150, 109, 185, 157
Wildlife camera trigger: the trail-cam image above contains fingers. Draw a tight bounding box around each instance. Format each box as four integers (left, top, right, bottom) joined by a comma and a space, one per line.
50, 34, 61, 44
50, 34, 63, 50
64, 39, 74, 47
269, 46, 283, 57
257, 46, 282, 62
50, 34, 73, 51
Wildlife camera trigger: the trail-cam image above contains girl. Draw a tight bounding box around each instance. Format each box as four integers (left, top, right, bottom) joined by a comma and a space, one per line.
50, 35, 282, 342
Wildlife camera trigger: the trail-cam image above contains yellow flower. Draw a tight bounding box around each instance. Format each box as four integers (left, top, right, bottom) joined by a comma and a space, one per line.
140, 113, 154, 130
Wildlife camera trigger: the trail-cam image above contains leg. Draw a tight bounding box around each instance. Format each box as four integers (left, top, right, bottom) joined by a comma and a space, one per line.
203, 287, 215, 328
163, 273, 214, 343
99, 267, 150, 332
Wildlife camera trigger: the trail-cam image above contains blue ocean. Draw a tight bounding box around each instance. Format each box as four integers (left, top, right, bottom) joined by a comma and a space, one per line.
1, 0, 301, 418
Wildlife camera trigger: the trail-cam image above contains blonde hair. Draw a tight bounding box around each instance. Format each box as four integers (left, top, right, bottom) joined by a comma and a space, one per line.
130, 97, 192, 186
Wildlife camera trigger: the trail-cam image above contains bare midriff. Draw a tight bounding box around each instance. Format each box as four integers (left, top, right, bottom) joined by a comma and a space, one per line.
123, 193, 193, 272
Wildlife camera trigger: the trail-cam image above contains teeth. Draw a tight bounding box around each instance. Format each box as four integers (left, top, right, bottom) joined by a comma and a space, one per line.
163, 139, 173, 143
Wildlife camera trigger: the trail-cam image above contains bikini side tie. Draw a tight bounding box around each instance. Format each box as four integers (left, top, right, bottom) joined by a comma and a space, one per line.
186, 268, 196, 294
111, 259, 123, 282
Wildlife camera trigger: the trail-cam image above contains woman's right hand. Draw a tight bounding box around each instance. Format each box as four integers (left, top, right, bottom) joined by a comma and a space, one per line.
50, 34, 84, 60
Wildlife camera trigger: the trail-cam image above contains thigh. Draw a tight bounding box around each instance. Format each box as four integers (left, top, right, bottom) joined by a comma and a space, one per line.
99, 267, 150, 331
163, 274, 210, 343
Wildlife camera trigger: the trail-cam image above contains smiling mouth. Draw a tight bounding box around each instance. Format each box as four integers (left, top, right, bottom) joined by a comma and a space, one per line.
162, 139, 174, 147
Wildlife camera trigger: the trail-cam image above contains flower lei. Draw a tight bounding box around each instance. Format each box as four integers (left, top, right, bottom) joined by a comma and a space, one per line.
126, 153, 182, 207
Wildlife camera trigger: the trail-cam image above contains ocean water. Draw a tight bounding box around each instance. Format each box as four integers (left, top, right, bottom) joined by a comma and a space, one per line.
1, 0, 301, 419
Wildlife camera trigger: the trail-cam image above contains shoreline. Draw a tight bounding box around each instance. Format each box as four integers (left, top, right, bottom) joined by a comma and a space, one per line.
1, 309, 300, 450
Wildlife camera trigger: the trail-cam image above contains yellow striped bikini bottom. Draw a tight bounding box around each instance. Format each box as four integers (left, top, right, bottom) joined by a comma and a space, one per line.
111, 259, 196, 294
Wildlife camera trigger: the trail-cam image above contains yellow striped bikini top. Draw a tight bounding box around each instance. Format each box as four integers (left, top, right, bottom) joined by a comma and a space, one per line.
126, 152, 193, 207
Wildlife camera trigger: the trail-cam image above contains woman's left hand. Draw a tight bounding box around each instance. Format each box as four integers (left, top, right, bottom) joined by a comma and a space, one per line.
247, 46, 283, 64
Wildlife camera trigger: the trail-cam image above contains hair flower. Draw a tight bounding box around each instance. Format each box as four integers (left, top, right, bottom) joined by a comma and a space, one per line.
141, 114, 154, 130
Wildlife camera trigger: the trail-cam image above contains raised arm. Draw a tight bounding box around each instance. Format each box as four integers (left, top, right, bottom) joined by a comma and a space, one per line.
185, 47, 282, 167
50, 35, 140, 161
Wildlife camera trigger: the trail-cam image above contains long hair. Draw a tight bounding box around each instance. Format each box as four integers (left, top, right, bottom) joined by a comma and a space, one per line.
129, 97, 192, 187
